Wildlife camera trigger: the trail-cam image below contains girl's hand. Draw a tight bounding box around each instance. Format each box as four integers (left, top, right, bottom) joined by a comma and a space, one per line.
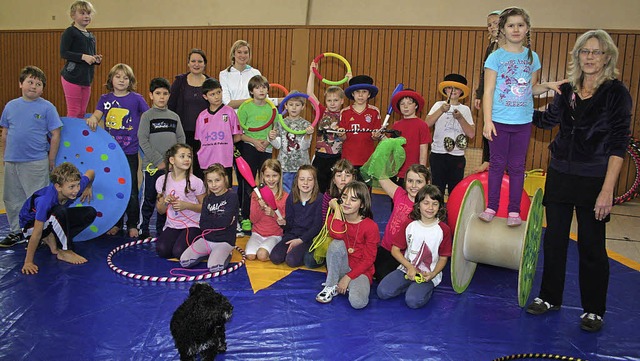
86, 116, 99, 132
406, 266, 418, 281
276, 217, 286, 226
81, 54, 97, 65
268, 129, 277, 141
328, 198, 340, 210
310, 61, 317, 71
305, 126, 314, 135
483, 121, 497, 141
94, 54, 103, 64
421, 270, 436, 283
337, 275, 351, 294
286, 238, 303, 253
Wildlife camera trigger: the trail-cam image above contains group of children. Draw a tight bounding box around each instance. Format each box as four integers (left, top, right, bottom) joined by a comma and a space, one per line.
1, 3, 564, 310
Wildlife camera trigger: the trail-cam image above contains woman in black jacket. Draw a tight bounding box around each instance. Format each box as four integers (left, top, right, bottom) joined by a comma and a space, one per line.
526, 30, 632, 333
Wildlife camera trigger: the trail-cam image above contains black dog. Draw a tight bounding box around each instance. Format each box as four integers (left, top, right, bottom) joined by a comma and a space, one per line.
170, 283, 233, 361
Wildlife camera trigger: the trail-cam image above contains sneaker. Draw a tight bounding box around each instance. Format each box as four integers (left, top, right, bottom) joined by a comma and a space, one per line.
241, 219, 252, 232
236, 222, 245, 237
0, 233, 26, 248
507, 212, 522, 227
316, 285, 338, 304
580, 313, 604, 332
478, 209, 496, 222
526, 297, 561, 315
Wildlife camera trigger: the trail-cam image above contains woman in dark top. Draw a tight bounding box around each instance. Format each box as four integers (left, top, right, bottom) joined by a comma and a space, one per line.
60, 0, 102, 118
526, 30, 632, 333
168, 48, 209, 179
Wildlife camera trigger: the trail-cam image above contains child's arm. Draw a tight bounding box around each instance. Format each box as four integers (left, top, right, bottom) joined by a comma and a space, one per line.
425, 102, 450, 127
300, 124, 314, 150
171, 193, 205, 213
22, 220, 45, 275
268, 128, 281, 149
419, 144, 428, 166
86, 110, 104, 132
48, 128, 61, 171
80, 170, 95, 203
482, 69, 498, 141
156, 193, 169, 215
453, 109, 475, 138
378, 178, 399, 199
306, 62, 320, 104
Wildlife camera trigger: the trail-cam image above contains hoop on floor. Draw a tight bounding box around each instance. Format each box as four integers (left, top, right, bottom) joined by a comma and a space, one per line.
107, 237, 246, 282
312, 52, 352, 86
239, 98, 277, 132
269, 83, 289, 96
277, 93, 321, 135
614, 137, 640, 205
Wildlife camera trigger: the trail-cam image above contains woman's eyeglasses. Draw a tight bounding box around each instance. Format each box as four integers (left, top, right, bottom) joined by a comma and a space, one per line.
578, 49, 605, 57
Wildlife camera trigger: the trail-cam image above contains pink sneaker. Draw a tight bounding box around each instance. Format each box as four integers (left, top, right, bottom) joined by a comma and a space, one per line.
478, 209, 496, 222
507, 212, 522, 227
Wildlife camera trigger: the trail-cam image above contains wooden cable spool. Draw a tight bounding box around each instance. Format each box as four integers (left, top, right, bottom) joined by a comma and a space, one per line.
450, 180, 544, 306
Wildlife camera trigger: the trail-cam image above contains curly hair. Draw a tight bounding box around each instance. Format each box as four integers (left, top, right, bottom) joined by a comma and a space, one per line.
50, 162, 82, 185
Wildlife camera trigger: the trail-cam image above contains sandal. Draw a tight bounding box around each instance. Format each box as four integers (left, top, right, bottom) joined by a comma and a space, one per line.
316, 285, 338, 304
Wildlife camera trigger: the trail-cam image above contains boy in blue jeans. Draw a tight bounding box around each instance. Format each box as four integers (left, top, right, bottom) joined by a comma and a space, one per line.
0, 66, 62, 248
20, 163, 97, 275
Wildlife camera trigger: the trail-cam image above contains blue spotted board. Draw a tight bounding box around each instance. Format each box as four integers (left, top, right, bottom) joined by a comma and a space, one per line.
55, 117, 131, 241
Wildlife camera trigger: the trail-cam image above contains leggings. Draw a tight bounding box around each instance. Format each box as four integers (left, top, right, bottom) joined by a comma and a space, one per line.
61, 76, 92, 118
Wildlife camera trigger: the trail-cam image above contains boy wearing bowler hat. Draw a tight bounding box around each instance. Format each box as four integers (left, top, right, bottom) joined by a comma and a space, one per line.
337, 75, 382, 179
425, 74, 475, 195
390, 89, 432, 186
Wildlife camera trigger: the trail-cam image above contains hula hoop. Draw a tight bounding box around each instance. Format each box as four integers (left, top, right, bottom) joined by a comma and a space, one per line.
614, 137, 640, 205
269, 83, 289, 96
277, 93, 321, 135
107, 237, 246, 282
492, 353, 585, 361
312, 52, 352, 86
239, 98, 277, 132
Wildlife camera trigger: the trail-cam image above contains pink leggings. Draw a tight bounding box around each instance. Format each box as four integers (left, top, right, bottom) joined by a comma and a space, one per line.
61, 76, 92, 118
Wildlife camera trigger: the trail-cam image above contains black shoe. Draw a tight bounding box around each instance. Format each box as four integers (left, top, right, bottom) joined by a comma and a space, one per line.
580, 313, 604, 332
0, 233, 25, 248
526, 297, 561, 315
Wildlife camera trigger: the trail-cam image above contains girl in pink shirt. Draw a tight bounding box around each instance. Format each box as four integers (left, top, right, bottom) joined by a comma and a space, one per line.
245, 159, 288, 261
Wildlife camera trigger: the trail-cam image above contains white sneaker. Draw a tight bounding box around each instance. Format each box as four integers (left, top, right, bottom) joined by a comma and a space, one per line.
316, 285, 338, 304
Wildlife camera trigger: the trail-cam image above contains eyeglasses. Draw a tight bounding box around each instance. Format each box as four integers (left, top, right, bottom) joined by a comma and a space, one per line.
579, 49, 605, 57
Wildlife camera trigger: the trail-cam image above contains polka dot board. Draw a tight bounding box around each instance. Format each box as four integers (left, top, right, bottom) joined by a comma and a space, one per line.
56, 117, 131, 241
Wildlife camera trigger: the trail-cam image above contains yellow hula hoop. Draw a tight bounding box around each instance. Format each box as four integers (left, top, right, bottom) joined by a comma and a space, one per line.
312, 52, 352, 86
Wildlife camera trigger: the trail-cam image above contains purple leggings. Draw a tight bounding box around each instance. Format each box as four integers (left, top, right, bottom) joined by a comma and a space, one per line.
61, 76, 92, 118
487, 122, 531, 214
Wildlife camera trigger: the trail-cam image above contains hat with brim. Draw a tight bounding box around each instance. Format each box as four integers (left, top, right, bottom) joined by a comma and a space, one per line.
345, 75, 379, 100
438, 73, 470, 100
391, 90, 425, 115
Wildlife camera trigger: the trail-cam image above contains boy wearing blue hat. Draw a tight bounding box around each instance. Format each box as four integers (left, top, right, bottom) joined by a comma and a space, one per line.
337, 75, 382, 177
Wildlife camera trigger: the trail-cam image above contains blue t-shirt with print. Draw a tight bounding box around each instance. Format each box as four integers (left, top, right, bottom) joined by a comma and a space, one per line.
485, 47, 541, 125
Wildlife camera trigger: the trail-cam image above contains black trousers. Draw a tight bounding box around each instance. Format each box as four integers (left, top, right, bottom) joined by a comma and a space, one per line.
139, 169, 167, 236
312, 152, 341, 194
23, 205, 97, 250
538, 201, 609, 316
236, 142, 272, 220
429, 152, 465, 195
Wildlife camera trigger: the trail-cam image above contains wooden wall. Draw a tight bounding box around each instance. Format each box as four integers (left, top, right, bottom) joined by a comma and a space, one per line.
1, 26, 638, 195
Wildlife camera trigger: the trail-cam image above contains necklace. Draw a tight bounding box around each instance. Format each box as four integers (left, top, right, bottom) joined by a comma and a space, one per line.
346, 221, 361, 254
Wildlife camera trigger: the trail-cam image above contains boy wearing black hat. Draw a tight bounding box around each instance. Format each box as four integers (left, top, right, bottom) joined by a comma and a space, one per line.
425, 74, 475, 195
337, 75, 382, 178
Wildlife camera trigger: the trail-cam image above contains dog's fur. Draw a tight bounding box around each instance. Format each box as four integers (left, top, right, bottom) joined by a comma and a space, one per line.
170, 283, 233, 361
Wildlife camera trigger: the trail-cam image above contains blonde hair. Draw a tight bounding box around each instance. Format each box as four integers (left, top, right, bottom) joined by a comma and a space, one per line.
50, 162, 82, 185
256, 159, 285, 200
567, 30, 619, 93
226, 40, 252, 71
69, 0, 95, 24
105, 63, 136, 92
